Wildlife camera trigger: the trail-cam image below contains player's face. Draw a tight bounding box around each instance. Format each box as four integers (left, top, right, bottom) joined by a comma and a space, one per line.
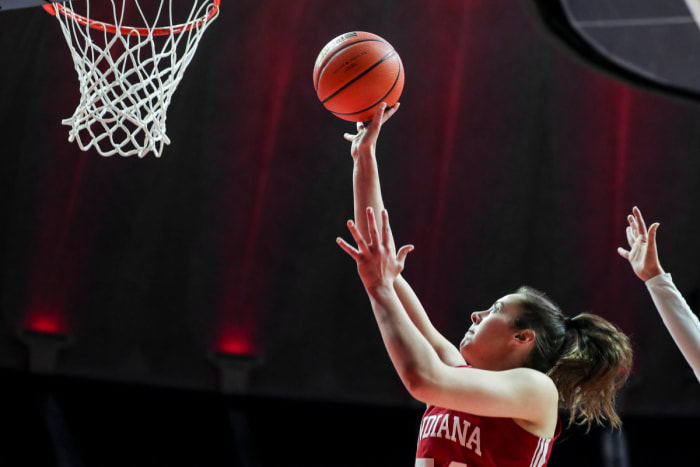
459, 294, 525, 369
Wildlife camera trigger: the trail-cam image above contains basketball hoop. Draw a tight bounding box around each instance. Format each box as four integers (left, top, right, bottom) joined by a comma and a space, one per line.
43, 1, 221, 158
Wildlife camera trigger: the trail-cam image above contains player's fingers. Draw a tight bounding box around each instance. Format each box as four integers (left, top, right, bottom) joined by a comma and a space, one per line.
347, 220, 369, 253
396, 244, 414, 267
370, 102, 387, 129
381, 209, 392, 248
366, 207, 380, 247
337, 237, 361, 260
356, 122, 365, 132
343, 133, 356, 142
382, 102, 400, 123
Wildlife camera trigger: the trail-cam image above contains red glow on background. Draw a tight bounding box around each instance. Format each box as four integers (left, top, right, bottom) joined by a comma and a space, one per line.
214, 0, 307, 359
25, 309, 65, 334
218, 332, 256, 355
607, 85, 633, 330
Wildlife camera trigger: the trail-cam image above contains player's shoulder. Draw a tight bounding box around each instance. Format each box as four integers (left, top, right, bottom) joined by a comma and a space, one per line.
451, 365, 556, 389
504, 368, 558, 397
454, 365, 557, 396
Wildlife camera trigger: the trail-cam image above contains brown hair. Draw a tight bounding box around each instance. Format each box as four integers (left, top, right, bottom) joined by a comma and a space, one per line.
513, 286, 633, 430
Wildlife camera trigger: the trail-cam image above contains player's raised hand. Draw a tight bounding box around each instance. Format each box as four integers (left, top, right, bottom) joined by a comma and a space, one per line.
343, 102, 400, 161
617, 206, 664, 281
337, 208, 413, 289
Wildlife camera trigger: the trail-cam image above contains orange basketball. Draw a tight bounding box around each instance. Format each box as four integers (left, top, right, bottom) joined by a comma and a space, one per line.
313, 31, 404, 122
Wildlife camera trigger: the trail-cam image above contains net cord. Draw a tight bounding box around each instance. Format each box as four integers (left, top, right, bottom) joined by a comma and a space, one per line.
48, 1, 219, 157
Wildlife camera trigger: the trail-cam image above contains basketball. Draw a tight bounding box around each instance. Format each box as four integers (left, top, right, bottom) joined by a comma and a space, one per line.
313, 31, 404, 122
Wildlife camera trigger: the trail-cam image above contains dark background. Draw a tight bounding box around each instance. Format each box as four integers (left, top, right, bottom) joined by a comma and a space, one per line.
1, 0, 699, 465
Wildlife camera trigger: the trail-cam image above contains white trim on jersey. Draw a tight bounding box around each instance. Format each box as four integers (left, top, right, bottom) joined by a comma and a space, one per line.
529, 437, 551, 467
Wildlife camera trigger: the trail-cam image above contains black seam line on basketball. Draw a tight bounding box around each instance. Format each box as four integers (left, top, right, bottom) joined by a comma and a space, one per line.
331, 60, 402, 116
315, 39, 388, 91
321, 49, 397, 105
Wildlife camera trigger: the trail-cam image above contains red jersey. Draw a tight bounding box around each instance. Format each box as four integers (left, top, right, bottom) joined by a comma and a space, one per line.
415, 380, 561, 467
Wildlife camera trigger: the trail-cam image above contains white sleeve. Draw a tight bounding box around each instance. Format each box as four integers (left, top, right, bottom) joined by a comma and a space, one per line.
645, 272, 700, 381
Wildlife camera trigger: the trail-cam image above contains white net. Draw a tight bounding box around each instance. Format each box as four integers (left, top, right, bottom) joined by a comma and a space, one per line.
48, 0, 220, 158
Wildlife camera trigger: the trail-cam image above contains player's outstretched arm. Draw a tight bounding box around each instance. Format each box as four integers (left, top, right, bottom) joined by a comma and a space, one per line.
337, 209, 556, 428
618, 206, 700, 381
344, 104, 465, 367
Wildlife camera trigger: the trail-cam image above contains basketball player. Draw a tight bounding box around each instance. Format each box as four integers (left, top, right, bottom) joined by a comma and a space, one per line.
618, 206, 700, 381
336, 103, 634, 466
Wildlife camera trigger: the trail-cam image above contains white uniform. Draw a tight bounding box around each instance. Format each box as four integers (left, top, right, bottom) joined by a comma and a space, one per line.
646, 273, 700, 381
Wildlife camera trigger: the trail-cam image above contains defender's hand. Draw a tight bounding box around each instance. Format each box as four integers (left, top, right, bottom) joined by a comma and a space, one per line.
617, 206, 664, 281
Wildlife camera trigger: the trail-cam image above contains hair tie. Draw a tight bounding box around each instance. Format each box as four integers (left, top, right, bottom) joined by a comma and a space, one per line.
564, 316, 573, 327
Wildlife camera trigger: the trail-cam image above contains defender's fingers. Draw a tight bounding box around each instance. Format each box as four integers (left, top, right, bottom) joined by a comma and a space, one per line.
336, 237, 361, 260
617, 247, 630, 260
626, 226, 635, 248
347, 220, 369, 253
366, 207, 381, 246
633, 206, 648, 238
344, 133, 356, 141
648, 223, 660, 248
356, 122, 365, 132
628, 214, 638, 237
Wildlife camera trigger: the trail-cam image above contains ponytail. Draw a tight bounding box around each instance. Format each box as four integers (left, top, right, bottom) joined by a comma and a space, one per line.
514, 287, 633, 430
550, 313, 633, 429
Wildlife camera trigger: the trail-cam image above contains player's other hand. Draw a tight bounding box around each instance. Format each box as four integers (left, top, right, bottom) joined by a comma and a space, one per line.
337, 208, 413, 290
617, 206, 664, 281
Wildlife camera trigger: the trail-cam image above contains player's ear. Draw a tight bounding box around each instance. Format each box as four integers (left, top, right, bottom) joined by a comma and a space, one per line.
514, 329, 535, 345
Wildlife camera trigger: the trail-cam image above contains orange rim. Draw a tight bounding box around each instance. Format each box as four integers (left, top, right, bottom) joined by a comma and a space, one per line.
42, 0, 220, 36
